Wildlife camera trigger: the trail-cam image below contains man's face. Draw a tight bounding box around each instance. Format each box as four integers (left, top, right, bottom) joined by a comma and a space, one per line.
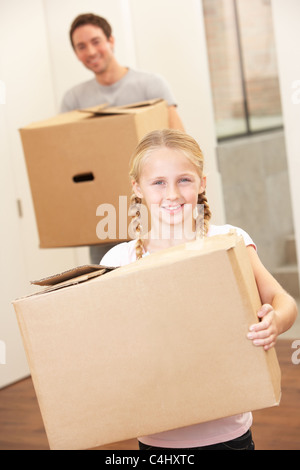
72, 24, 115, 75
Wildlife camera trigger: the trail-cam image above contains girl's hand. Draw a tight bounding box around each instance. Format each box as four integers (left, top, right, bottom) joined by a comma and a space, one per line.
247, 304, 280, 351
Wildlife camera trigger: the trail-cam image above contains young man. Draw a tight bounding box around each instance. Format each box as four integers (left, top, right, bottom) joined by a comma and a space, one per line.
61, 13, 184, 130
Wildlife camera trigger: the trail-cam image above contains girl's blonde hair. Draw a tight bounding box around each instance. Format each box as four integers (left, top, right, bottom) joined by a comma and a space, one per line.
129, 129, 212, 260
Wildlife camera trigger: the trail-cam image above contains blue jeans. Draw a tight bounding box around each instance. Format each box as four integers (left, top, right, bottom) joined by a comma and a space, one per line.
138, 429, 255, 451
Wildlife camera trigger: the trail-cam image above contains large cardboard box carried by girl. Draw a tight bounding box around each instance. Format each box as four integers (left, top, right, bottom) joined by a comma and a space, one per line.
12, 232, 281, 450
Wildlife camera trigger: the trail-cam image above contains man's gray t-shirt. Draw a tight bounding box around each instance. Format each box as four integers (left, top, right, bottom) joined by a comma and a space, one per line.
61, 68, 177, 112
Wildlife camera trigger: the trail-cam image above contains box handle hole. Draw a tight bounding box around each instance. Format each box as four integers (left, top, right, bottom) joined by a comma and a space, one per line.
73, 172, 95, 183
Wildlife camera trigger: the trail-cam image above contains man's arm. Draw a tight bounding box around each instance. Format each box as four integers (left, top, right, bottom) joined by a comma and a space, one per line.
168, 106, 185, 131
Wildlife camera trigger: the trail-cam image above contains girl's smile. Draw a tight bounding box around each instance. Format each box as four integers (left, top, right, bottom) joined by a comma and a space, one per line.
161, 203, 184, 214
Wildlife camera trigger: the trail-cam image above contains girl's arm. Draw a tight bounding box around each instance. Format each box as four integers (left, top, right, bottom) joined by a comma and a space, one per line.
247, 246, 298, 351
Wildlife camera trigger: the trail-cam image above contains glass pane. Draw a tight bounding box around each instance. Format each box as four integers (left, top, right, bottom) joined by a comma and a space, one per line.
203, 0, 247, 139
236, 0, 283, 132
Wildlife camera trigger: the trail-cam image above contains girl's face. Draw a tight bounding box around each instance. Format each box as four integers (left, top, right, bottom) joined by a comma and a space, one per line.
132, 147, 206, 234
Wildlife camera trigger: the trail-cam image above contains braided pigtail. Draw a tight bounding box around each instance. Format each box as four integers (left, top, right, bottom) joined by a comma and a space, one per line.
195, 192, 212, 239
129, 192, 144, 260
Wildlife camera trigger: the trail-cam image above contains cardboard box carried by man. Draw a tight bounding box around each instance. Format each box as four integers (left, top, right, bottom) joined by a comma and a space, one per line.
12, 232, 281, 450
19, 99, 168, 248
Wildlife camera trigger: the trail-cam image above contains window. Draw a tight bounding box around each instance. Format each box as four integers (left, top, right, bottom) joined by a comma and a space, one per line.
203, 0, 283, 140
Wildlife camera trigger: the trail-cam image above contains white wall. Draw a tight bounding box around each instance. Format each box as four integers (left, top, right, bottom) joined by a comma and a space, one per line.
272, 0, 300, 288
0, 78, 30, 386
0, 0, 85, 388
0, 0, 224, 388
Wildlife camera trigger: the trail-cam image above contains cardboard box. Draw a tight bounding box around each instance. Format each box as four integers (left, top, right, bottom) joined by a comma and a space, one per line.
12, 233, 281, 450
19, 99, 168, 248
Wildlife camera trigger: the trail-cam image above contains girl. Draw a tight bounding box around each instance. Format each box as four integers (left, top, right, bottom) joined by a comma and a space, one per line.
101, 129, 297, 451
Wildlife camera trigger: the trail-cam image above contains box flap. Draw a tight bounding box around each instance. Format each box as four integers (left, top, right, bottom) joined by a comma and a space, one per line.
20, 100, 165, 131
81, 99, 165, 117
77, 103, 109, 115
28, 265, 115, 295
114, 99, 164, 110
31, 264, 113, 286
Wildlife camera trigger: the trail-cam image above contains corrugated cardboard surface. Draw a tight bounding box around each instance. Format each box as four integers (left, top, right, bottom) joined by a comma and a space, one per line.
19, 100, 168, 248
13, 234, 281, 450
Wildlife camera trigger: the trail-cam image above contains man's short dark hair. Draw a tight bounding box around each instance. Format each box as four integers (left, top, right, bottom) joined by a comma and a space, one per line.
70, 13, 112, 48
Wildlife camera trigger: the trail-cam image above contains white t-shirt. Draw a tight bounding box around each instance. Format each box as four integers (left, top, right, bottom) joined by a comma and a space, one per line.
100, 225, 256, 448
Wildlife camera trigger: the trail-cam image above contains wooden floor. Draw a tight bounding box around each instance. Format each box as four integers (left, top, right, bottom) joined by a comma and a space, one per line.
0, 339, 299, 450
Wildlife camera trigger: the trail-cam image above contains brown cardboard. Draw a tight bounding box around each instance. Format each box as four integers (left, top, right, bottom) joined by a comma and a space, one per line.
19, 99, 168, 248
12, 233, 281, 450
30, 265, 115, 294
